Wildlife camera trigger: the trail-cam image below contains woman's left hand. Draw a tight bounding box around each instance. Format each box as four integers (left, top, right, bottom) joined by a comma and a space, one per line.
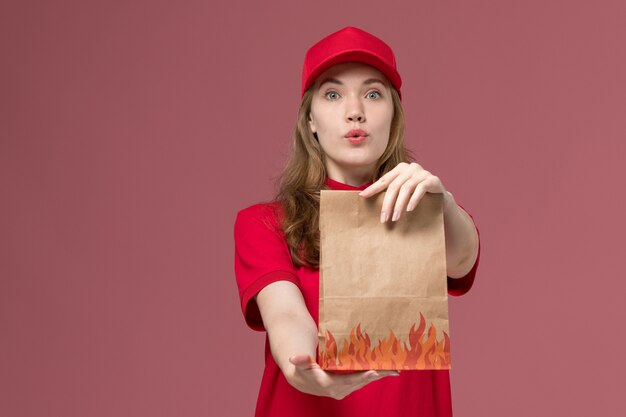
358, 162, 455, 223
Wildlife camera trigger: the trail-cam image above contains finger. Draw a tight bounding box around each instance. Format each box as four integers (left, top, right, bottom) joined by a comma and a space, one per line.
409, 161, 424, 170
347, 373, 380, 394
322, 370, 400, 399
406, 177, 439, 212
335, 370, 396, 386
358, 166, 403, 198
370, 370, 401, 378
391, 176, 425, 222
326, 370, 378, 388
380, 174, 412, 223
350, 370, 401, 391
406, 184, 427, 212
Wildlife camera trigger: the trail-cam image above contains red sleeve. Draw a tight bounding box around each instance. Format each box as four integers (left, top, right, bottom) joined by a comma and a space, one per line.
447, 202, 481, 297
233, 203, 301, 332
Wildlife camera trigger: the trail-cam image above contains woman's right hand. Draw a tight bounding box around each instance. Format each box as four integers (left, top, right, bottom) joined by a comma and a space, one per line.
285, 354, 400, 400
254, 281, 400, 400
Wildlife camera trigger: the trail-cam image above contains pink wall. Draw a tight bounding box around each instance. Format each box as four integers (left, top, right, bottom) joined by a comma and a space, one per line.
1, 1, 625, 416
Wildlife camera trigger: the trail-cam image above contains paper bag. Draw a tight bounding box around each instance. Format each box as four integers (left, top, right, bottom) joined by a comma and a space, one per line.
318, 190, 451, 371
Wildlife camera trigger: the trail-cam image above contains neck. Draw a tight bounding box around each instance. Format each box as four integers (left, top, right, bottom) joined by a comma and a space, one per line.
325, 166, 373, 187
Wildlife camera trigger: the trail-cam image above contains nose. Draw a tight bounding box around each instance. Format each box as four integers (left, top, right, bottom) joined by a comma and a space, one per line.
345, 95, 365, 123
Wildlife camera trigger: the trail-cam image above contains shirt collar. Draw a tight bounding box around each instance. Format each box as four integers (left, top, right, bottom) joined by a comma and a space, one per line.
324, 176, 374, 191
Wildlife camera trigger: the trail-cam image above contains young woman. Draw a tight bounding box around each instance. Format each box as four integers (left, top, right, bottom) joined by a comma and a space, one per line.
234, 26, 481, 417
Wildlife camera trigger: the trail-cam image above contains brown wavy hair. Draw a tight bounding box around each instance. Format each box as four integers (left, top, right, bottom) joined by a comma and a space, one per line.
269, 85, 416, 268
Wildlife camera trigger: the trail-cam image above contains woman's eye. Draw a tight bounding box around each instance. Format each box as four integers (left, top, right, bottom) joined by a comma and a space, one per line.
324, 90, 381, 100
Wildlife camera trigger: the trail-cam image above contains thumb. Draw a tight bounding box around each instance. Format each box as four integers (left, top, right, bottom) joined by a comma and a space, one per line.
289, 354, 315, 369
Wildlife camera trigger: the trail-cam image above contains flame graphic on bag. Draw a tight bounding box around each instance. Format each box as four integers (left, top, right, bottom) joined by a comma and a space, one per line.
319, 312, 451, 370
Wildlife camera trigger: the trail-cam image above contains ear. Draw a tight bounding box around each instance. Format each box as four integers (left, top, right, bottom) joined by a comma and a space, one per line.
308, 114, 316, 133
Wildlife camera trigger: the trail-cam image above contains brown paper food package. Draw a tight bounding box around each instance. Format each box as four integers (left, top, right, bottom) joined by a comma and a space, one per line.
318, 190, 451, 371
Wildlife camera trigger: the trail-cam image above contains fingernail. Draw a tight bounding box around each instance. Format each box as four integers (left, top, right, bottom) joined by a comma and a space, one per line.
380, 212, 386, 223
392, 211, 399, 221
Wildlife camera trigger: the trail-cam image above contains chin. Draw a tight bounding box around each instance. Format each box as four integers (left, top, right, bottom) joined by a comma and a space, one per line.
342, 149, 384, 163
340, 158, 377, 168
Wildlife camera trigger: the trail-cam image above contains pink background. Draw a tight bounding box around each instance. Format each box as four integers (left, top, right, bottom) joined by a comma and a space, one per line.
2, 1, 625, 416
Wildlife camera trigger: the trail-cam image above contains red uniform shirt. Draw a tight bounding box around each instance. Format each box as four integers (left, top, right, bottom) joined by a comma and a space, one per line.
234, 177, 481, 417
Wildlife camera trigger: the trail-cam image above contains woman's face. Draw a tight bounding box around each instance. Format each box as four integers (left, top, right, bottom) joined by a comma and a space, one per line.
309, 62, 394, 182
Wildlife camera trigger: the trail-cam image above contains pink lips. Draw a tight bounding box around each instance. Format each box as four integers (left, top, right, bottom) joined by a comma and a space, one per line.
347, 136, 366, 144
345, 129, 368, 144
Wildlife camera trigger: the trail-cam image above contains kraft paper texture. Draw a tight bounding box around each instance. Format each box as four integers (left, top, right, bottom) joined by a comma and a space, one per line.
318, 190, 451, 371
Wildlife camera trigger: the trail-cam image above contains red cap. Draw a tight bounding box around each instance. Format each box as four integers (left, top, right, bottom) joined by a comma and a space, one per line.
301, 26, 402, 100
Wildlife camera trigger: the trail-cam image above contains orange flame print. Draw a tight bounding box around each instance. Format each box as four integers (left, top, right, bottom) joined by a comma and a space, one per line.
319, 312, 450, 370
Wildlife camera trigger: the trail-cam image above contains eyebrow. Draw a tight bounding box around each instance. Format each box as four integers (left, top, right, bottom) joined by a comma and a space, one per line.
318, 77, 387, 88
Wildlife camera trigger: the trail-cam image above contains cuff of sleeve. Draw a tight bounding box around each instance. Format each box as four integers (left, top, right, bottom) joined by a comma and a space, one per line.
241, 270, 301, 332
